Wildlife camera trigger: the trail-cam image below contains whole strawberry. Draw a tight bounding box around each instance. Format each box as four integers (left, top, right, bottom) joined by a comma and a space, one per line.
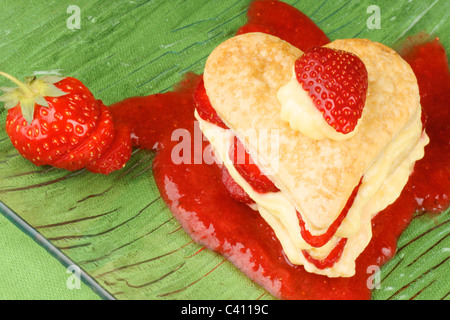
0, 72, 131, 174
294, 47, 368, 134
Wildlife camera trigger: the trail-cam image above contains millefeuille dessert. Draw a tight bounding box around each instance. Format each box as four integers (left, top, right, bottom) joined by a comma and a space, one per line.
193, 32, 429, 277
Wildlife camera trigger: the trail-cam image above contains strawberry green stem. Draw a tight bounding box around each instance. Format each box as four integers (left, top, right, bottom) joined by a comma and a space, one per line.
0, 71, 35, 97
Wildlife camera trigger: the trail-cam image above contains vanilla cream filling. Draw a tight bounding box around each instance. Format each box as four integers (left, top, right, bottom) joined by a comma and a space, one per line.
196, 107, 428, 277
277, 69, 361, 141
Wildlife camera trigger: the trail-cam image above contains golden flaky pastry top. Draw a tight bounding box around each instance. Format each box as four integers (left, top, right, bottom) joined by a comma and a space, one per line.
203, 33, 420, 231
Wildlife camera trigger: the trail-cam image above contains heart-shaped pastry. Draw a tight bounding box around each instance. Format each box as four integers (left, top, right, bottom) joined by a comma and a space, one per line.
197, 33, 428, 277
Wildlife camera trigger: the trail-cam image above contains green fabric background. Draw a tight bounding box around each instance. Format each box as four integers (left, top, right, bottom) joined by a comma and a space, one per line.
0, 213, 100, 299
0, 0, 448, 300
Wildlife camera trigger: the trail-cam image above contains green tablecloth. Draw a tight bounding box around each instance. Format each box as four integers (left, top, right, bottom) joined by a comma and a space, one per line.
0, 212, 100, 299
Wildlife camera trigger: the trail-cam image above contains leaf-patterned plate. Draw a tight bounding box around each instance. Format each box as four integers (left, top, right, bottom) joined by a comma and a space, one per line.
0, 0, 449, 300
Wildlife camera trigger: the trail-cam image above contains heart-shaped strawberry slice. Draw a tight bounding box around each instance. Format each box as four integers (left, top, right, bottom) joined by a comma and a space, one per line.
294, 46, 368, 134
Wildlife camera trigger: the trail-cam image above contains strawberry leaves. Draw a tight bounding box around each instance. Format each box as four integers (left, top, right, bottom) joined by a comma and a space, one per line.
0, 73, 68, 124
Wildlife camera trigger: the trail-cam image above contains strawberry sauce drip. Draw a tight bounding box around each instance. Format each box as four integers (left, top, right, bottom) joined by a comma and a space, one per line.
236, 0, 329, 51
109, 1, 450, 300
401, 38, 450, 213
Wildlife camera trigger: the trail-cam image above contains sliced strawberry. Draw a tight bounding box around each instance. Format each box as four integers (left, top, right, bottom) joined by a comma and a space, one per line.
295, 46, 368, 134
302, 238, 348, 270
229, 136, 279, 193
297, 178, 362, 248
193, 76, 228, 129
221, 165, 255, 205
52, 102, 115, 171
86, 123, 132, 175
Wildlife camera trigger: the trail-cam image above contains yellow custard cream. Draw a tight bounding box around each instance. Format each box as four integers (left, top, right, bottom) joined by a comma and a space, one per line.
196, 109, 428, 277
277, 70, 361, 141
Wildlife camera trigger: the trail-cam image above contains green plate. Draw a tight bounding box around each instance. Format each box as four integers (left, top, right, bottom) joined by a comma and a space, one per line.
0, 0, 449, 300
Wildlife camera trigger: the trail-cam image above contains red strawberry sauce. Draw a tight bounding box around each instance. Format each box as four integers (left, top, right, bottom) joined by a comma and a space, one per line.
109, 0, 450, 299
